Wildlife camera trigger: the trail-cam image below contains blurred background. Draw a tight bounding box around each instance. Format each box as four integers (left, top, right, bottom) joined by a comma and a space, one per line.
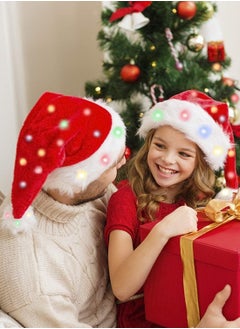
0, 1, 239, 194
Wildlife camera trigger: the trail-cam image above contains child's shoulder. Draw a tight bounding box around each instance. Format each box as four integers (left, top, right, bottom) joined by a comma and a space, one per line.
115, 179, 129, 190
112, 180, 135, 200
108, 180, 137, 214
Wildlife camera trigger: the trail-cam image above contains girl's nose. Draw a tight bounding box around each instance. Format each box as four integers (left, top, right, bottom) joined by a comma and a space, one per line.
162, 152, 176, 165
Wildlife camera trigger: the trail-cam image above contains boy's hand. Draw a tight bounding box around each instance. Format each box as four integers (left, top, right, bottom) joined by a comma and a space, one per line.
197, 285, 240, 328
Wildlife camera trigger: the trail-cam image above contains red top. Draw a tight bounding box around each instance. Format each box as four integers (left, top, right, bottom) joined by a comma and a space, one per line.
104, 182, 185, 327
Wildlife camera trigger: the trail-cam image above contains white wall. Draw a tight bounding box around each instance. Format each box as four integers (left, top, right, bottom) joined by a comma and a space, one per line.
17, 1, 103, 110
0, 1, 103, 194
0, 2, 23, 195
0, 1, 240, 194
218, 1, 240, 81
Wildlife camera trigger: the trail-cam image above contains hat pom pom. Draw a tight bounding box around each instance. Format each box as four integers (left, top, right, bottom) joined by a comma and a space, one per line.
1, 204, 37, 234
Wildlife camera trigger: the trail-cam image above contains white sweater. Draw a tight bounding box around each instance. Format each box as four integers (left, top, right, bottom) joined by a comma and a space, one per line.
0, 185, 117, 328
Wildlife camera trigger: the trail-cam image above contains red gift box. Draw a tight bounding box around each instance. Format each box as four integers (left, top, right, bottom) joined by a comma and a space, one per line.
207, 41, 225, 62
140, 213, 240, 328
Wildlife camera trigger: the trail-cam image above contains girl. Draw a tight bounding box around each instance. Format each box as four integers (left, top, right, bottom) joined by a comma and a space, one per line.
104, 89, 238, 327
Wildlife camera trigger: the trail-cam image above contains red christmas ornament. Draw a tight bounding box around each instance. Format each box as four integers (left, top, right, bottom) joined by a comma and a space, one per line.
124, 146, 132, 160
177, 1, 197, 20
120, 64, 141, 82
222, 77, 234, 87
231, 93, 239, 104
207, 41, 225, 62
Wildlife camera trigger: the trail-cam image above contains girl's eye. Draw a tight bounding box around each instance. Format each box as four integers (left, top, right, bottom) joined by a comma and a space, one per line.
179, 152, 191, 158
155, 143, 165, 149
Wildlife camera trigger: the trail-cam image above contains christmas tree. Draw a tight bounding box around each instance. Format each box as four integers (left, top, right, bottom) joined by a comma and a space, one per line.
85, 1, 240, 186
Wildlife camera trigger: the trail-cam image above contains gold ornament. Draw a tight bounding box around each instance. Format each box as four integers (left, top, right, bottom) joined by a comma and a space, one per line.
202, 2, 214, 21
106, 97, 112, 103
212, 62, 222, 72
215, 171, 226, 189
187, 33, 204, 52
95, 86, 101, 94
151, 61, 157, 67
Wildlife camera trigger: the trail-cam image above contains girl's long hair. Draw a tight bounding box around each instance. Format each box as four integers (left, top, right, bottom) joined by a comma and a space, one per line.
128, 129, 216, 223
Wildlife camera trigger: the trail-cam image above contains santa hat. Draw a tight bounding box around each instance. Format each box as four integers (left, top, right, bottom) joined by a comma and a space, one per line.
1, 92, 126, 233
138, 89, 238, 191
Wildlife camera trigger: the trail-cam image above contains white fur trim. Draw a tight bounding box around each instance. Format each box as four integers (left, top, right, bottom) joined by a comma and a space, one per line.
138, 99, 230, 170
43, 99, 126, 196
215, 187, 238, 200
0, 197, 36, 234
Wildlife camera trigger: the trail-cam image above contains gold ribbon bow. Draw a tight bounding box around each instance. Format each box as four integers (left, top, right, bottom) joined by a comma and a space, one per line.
180, 191, 240, 327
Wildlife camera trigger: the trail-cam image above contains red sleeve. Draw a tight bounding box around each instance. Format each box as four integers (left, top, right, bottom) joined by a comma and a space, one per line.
104, 184, 139, 246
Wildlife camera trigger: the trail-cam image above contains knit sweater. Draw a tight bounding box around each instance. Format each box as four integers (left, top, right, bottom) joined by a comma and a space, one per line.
0, 185, 117, 328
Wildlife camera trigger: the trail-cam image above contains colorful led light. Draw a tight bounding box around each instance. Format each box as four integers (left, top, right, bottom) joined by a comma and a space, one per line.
152, 108, 164, 122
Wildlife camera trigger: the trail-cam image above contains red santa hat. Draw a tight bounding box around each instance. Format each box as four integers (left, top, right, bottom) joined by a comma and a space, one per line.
1, 92, 126, 233
138, 89, 238, 191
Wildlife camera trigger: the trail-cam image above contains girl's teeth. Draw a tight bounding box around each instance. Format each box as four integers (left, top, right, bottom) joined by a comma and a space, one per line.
159, 166, 176, 174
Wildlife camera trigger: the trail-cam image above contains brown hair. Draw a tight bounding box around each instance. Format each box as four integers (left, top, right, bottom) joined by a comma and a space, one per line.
128, 129, 216, 223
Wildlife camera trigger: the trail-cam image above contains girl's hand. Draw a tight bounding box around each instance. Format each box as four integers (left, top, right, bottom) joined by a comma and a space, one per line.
155, 205, 198, 239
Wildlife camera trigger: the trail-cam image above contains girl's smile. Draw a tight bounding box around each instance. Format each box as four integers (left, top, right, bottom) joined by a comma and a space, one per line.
157, 164, 179, 177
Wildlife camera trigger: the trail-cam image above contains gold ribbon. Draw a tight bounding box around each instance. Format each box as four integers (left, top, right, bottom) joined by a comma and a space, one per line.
180, 192, 240, 328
